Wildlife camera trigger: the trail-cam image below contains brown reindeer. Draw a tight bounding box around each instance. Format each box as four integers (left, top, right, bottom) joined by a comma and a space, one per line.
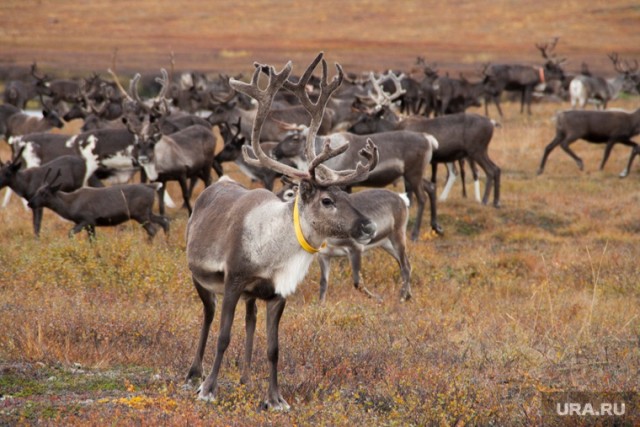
184, 53, 378, 410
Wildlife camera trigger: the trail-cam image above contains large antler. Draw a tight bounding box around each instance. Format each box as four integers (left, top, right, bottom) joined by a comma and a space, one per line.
281, 52, 377, 185
368, 70, 406, 109
30, 62, 49, 82
282, 53, 344, 165
609, 52, 639, 74
229, 60, 309, 180
536, 37, 566, 65
230, 53, 377, 186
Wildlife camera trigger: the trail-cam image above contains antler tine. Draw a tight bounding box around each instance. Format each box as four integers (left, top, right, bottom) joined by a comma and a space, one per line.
382, 71, 406, 102
608, 52, 628, 73
129, 73, 143, 104
230, 61, 310, 180
31, 62, 48, 81
282, 52, 344, 164
152, 68, 171, 114
313, 138, 379, 187
368, 71, 405, 109
155, 68, 170, 100
107, 68, 134, 102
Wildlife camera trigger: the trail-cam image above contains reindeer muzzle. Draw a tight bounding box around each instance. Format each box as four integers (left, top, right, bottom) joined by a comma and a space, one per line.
353, 219, 377, 243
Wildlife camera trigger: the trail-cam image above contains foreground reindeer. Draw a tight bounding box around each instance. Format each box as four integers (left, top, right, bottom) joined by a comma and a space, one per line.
184, 54, 378, 410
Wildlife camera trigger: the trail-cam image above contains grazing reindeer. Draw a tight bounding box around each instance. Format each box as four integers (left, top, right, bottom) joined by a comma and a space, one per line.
569, 53, 639, 110
28, 172, 169, 241
0, 150, 87, 236
184, 53, 378, 410
538, 108, 640, 176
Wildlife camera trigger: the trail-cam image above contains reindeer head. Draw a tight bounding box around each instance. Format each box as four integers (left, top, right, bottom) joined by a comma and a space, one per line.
536, 37, 567, 81
27, 169, 62, 209
229, 53, 379, 245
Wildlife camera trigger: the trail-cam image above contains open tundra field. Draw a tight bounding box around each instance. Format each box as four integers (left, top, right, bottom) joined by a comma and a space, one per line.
1, 1, 640, 425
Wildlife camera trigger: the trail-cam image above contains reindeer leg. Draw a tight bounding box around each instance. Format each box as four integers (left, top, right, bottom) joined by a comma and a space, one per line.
468, 159, 482, 202
241, 298, 257, 385
476, 153, 501, 207
381, 239, 412, 302
178, 176, 192, 215
559, 138, 584, 171
157, 183, 166, 216
348, 249, 381, 301
2, 188, 12, 208
620, 144, 640, 178
197, 283, 242, 402
318, 254, 331, 303
538, 133, 566, 174
185, 278, 217, 388
439, 162, 457, 201
459, 159, 467, 198
263, 296, 289, 411
32, 207, 43, 238
424, 178, 443, 236
410, 187, 426, 241
212, 159, 224, 178
600, 138, 621, 170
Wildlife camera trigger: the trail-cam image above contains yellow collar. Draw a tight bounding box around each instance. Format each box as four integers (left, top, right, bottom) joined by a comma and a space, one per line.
293, 193, 325, 254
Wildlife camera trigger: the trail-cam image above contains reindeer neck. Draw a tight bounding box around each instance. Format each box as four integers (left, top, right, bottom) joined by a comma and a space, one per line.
44, 192, 77, 220
7, 170, 33, 199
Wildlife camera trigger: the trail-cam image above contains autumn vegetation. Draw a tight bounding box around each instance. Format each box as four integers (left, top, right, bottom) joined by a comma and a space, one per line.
0, 96, 638, 424
1, 0, 640, 425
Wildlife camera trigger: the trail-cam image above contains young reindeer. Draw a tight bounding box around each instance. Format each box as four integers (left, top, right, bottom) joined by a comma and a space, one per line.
184, 53, 378, 411
0, 149, 87, 236
28, 172, 170, 241
279, 184, 411, 303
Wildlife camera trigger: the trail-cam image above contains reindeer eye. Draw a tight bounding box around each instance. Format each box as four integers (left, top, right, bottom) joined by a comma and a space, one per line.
321, 198, 334, 207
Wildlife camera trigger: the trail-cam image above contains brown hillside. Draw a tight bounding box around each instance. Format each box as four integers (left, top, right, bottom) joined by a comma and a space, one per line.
1, 0, 639, 76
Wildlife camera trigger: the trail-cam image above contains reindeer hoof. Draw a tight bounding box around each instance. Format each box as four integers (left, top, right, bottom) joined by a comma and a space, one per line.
432, 224, 444, 236
196, 381, 217, 402
261, 396, 291, 412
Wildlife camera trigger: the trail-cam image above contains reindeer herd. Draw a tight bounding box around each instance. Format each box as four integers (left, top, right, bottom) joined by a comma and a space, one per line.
1, 45, 639, 409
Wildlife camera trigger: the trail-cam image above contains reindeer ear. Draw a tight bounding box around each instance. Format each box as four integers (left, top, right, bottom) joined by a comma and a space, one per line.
298, 179, 316, 203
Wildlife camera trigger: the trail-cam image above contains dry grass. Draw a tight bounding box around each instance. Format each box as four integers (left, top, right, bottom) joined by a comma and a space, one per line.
1, 99, 639, 425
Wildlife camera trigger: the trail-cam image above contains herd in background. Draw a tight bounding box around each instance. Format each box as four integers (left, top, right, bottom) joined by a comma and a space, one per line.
1, 44, 640, 408
0, 40, 638, 260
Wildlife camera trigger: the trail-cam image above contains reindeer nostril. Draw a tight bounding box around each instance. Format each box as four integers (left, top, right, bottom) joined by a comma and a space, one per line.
361, 220, 377, 237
